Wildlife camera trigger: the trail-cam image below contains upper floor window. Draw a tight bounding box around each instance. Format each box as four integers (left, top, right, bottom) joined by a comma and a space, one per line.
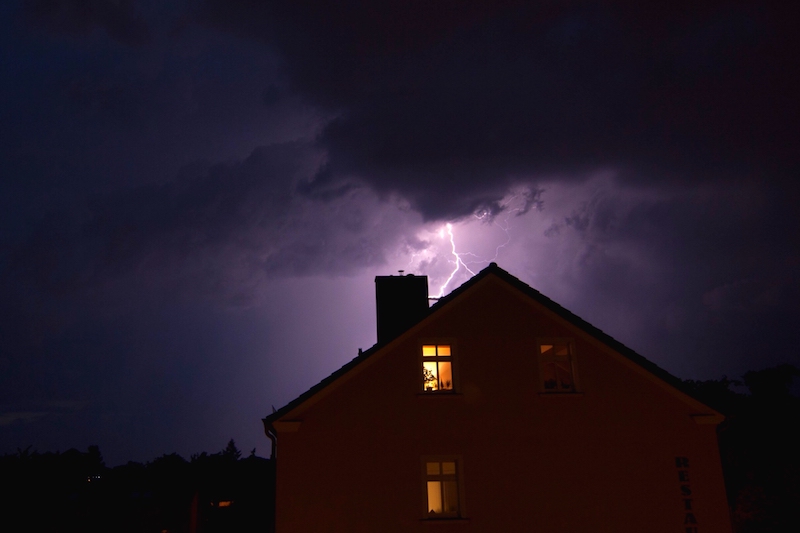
538, 341, 576, 392
425, 460, 461, 518
422, 344, 453, 392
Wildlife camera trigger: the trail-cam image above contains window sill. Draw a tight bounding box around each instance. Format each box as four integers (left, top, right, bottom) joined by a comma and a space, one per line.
537, 391, 584, 397
417, 392, 463, 398
420, 518, 469, 524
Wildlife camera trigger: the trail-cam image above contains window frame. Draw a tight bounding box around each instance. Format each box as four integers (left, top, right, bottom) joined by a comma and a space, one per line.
421, 456, 465, 520
419, 341, 457, 394
536, 338, 579, 393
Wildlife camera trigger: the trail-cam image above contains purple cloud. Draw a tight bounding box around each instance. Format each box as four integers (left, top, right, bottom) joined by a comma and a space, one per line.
22, 0, 151, 46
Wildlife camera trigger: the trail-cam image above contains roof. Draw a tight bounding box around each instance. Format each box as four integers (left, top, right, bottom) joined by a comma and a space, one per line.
264, 263, 719, 427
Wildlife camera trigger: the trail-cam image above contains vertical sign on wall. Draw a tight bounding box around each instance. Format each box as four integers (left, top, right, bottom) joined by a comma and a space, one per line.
676, 456, 698, 532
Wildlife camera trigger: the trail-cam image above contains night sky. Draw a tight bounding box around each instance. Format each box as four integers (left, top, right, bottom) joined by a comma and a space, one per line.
2, 1, 799, 466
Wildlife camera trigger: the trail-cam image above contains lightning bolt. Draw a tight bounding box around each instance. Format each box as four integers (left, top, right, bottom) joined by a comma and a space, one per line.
405, 187, 540, 299
474, 210, 512, 263
436, 223, 477, 297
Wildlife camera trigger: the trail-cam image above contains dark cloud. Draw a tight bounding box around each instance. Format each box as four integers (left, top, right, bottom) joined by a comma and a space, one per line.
3, 0, 799, 466
22, 0, 151, 46
703, 279, 781, 316
199, 1, 800, 220
0, 138, 416, 463
7, 141, 424, 309
10, 143, 302, 301
261, 84, 281, 106
533, 177, 800, 378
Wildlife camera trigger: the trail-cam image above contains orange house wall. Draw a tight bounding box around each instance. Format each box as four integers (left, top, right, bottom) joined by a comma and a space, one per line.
274, 277, 732, 532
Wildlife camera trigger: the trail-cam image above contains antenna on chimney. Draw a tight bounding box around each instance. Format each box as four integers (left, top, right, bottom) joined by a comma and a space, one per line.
398, 270, 404, 275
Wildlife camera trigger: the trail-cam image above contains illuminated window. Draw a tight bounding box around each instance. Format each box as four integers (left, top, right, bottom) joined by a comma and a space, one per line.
538, 341, 576, 392
425, 460, 460, 518
422, 344, 453, 392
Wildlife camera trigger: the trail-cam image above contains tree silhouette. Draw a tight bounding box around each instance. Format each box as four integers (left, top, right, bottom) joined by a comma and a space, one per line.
684, 364, 800, 533
222, 439, 242, 460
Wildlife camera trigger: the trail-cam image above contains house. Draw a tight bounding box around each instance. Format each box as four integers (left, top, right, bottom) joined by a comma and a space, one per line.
263, 263, 732, 532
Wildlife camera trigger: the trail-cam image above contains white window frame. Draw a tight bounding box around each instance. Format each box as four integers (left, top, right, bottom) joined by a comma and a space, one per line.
421, 456, 464, 520
420, 342, 456, 393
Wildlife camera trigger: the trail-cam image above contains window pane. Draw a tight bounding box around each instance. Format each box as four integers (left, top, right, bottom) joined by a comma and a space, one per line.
542, 362, 558, 389
556, 361, 573, 389
437, 345, 451, 356
427, 481, 443, 514
422, 345, 437, 357
540, 344, 553, 355
443, 481, 459, 514
441, 461, 456, 475
438, 362, 453, 390
555, 344, 569, 357
423, 362, 439, 391
426, 462, 440, 475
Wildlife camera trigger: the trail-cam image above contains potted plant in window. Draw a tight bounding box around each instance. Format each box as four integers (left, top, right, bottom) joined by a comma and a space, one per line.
423, 368, 437, 391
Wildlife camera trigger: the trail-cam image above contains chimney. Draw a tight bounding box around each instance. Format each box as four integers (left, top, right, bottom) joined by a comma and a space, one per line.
375, 274, 429, 343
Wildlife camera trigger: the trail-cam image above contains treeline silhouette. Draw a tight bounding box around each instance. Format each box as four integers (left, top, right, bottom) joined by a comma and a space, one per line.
1, 365, 798, 532
683, 364, 800, 532
0, 440, 274, 533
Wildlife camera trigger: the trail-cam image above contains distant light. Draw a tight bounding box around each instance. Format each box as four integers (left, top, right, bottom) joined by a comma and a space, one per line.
218, 500, 233, 507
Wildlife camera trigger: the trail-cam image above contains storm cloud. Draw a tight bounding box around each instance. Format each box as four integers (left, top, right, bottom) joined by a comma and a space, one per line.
22, 0, 151, 46
201, 0, 800, 219
1, 1, 798, 464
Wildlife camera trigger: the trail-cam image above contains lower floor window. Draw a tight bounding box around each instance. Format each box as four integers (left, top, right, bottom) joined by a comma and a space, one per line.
425, 460, 460, 517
